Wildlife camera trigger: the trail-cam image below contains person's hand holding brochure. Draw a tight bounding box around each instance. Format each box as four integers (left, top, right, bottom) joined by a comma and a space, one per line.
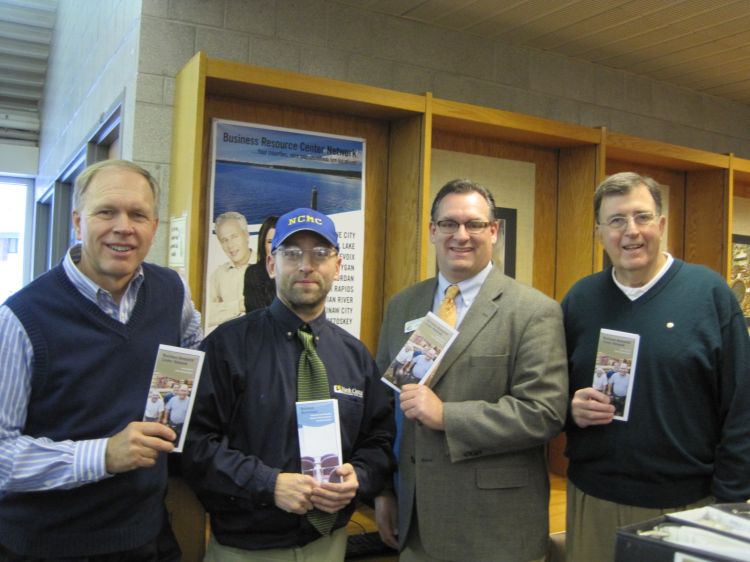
380, 312, 459, 392
295, 399, 343, 484
295, 399, 361, 515
142, 344, 205, 453
592, 328, 640, 421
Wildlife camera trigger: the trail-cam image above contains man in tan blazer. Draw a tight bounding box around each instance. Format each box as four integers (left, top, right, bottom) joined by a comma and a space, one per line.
375, 179, 568, 562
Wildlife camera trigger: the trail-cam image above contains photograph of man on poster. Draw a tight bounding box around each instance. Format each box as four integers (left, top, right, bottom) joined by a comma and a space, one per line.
207, 211, 252, 328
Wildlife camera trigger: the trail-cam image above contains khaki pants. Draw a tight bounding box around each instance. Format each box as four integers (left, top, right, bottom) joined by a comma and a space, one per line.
565, 481, 712, 562
204, 528, 348, 562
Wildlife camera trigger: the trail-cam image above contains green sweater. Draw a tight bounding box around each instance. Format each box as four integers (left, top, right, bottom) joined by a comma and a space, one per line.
562, 259, 750, 508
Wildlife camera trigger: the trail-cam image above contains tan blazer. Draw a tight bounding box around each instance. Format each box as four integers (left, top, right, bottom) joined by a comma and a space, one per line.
376, 266, 568, 561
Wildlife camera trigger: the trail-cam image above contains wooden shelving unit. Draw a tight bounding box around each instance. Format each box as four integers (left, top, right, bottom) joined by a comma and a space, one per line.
168, 52, 747, 557
172, 52, 740, 329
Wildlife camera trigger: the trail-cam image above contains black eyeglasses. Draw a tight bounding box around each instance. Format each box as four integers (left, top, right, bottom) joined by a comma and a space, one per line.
434, 220, 492, 234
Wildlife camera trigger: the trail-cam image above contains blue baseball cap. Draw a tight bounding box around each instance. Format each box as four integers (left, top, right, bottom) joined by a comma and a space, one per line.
271, 208, 339, 251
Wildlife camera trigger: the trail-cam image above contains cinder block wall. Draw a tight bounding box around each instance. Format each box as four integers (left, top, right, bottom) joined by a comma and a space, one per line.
37, 0, 141, 194
40, 0, 750, 265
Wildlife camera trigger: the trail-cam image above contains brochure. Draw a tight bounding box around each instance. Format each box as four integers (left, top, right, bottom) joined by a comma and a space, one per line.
659, 524, 750, 561
380, 311, 459, 392
296, 399, 343, 483
592, 328, 640, 421
143, 344, 205, 453
617, 513, 750, 562
667, 504, 750, 542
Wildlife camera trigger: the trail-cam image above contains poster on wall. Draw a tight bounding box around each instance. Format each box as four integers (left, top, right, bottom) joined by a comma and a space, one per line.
168, 215, 187, 271
205, 119, 366, 336
493, 207, 517, 278
731, 234, 750, 324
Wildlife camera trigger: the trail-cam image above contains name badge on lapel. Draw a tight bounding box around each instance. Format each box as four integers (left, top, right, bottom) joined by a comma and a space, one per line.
404, 317, 423, 334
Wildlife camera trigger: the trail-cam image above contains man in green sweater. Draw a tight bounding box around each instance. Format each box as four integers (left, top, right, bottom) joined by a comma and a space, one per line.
563, 172, 750, 562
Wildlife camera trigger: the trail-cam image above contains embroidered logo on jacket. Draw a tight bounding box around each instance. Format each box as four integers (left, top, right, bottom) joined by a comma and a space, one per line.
333, 385, 363, 399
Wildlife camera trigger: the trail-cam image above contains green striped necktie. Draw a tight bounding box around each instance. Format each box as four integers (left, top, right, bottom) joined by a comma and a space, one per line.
297, 327, 336, 535
297, 328, 331, 401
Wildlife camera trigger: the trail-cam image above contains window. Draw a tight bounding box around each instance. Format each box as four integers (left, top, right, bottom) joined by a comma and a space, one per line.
0, 178, 33, 298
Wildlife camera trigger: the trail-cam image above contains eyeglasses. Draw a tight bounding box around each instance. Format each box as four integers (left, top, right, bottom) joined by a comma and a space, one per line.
599, 212, 658, 230
434, 220, 492, 234
274, 247, 338, 263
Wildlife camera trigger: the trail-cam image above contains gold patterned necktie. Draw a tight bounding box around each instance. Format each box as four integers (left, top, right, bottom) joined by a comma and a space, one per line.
296, 328, 336, 535
437, 285, 460, 327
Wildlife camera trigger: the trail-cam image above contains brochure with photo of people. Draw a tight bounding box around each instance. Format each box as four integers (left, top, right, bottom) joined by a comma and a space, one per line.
143, 344, 205, 453
296, 399, 343, 483
593, 328, 640, 421
380, 312, 459, 392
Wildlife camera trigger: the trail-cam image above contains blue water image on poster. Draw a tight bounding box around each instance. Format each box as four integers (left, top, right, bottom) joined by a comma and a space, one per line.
212, 122, 364, 223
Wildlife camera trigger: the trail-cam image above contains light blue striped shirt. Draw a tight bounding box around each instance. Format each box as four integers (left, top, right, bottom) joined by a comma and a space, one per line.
0, 246, 202, 492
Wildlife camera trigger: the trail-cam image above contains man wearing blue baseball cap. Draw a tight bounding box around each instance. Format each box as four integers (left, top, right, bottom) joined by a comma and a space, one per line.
183, 208, 394, 561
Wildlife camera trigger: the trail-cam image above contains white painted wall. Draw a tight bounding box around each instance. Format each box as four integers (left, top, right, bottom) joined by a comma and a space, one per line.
37, 0, 142, 194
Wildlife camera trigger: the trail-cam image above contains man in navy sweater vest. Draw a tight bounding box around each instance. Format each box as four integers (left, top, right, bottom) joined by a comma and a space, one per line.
563, 172, 750, 561
0, 160, 202, 560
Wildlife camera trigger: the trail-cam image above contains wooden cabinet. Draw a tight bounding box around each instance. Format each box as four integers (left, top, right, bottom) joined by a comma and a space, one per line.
172, 52, 745, 329
168, 53, 749, 552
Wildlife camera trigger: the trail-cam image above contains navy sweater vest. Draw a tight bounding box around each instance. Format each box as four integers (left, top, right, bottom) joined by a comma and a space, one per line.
0, 263, 183, 557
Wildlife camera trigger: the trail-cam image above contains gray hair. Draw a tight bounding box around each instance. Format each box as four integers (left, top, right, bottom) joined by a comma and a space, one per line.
215, 211, 248, 232
594, 172, 663, 223
73, 160, 160, 217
